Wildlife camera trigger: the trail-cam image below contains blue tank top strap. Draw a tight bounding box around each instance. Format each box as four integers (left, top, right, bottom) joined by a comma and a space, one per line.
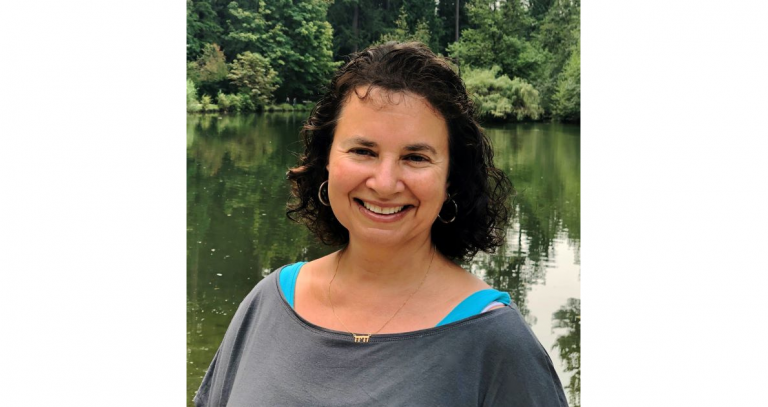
435, 289, 511, 327
278, 262, 306, 308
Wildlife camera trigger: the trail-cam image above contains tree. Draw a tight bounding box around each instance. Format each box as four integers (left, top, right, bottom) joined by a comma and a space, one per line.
533, 0, 580, 113
224, 0, 339, 101
436, 0, 470, 53
187, 0, 224, 61
195, 43, 229, 83
551, 40, 580, 122
448, 0, 545, 82
227, 51, 279, 108
328, 0, 388, 57
376, 6, 430, 46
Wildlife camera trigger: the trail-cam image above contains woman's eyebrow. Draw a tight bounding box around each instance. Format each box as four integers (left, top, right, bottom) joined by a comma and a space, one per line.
343, 137, 376, 147
404, 143, 437, 155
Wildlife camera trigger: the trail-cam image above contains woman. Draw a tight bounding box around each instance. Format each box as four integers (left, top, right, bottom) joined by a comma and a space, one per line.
195, 42, 568, 406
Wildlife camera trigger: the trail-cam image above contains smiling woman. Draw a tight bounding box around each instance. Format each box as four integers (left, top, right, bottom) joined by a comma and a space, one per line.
327, 88, 450, 249
194, 42, 568, 406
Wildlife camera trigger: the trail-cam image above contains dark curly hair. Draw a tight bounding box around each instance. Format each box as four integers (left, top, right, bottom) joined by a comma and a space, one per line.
286, 41, 512, 261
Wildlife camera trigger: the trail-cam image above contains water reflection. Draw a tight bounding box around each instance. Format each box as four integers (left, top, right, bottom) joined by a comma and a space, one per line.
552, 298, 581, 407
187, 114, 580, 406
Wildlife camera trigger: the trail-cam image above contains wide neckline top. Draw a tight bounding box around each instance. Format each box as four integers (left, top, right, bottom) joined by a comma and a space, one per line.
274, 262, 513, 342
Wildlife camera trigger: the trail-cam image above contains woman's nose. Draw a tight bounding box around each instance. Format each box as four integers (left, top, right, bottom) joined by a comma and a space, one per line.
366, 159, 404, 195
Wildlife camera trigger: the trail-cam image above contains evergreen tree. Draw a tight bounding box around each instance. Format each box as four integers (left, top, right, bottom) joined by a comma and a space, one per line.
376, 6, 430, 46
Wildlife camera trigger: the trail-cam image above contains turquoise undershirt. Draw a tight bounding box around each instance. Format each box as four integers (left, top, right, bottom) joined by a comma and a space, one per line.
278, 262, 510, 327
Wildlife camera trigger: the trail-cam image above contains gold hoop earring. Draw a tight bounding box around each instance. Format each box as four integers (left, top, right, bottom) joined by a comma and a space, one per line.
318, 180, 331, 207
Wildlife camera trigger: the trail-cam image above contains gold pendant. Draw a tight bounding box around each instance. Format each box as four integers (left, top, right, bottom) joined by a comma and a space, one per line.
353, 334, 371, 343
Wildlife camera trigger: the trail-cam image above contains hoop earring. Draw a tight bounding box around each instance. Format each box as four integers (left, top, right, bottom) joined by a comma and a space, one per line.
318, 180, 331, 207
437, 198, 457, 224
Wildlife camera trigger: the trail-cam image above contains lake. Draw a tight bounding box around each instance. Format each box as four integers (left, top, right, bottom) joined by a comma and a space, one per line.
187, 112, 581, 406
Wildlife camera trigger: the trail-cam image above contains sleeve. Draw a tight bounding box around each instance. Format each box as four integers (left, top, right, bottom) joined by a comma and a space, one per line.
193, 347, 220, 407
191, 270, 278, 407
481, 306, 570, 407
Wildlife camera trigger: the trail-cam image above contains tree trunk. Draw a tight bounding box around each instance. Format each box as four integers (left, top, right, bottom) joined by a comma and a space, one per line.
455, 0, 460, 42
353, 3, 359, 52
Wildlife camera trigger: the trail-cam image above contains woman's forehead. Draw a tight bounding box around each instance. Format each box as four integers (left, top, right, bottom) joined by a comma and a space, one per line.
340, 86, 441, 118
334, 89, 449, 149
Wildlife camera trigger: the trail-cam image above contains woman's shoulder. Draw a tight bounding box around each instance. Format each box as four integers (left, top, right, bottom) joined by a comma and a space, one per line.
471, 303, 553, 362
232, 263, 299, 312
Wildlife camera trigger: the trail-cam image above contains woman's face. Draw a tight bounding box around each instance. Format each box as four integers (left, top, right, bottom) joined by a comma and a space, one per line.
327, 87, 450, 248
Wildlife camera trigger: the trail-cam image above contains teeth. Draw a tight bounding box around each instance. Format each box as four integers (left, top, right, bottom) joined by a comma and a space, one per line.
362, 201, 405, 215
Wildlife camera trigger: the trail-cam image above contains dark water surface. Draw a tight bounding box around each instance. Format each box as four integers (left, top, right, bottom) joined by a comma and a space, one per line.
187, 113, 581, 406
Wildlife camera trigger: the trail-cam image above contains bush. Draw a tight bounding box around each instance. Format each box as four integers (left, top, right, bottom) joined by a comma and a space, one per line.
200, 94, 213, 112
217, 91, 232, 112
265, 103, 295, 112
187, 79, 199, 112
463, 66, 544, 121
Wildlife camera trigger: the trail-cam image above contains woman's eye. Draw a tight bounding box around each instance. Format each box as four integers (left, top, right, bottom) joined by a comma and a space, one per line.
405, 155, 430, 163
350, 148, 374, 156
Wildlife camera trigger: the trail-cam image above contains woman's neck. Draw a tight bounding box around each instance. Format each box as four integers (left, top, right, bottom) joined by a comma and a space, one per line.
335, 236, 436, 291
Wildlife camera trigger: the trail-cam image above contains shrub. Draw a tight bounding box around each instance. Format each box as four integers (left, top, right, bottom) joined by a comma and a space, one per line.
200, 94, 212, 111
217, 91, 232, 112
187, 79, 199, 112
228, 51, 280, 109
463, 66, 544, 121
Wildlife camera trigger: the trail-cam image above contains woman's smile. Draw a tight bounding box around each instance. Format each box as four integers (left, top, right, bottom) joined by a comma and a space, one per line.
326, 87, 450, 247
354, 198, 415, 222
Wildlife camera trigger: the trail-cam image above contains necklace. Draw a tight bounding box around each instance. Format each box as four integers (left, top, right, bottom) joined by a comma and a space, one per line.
327, 247, 436, 343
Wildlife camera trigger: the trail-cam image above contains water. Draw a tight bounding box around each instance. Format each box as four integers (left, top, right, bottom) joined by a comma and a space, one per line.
187, 113, 581, 406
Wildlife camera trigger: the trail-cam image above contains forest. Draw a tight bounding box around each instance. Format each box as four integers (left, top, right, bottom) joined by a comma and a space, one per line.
186, 0, 580, 123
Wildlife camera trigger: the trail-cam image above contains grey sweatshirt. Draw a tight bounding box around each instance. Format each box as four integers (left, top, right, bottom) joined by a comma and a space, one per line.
194, 266, 569, 407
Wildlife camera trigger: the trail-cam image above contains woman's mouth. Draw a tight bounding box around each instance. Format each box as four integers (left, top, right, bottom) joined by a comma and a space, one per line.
354, 199, 413, 216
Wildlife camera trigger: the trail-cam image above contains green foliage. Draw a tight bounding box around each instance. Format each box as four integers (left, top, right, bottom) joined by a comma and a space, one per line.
327, 0, 385, 55
265, 103, 295, 112
216, 92, 255, 112
187, 0, 223, 61
187, 79, 202, 112
217, 91, 232, 112
376, 6, 431, 46
201, 94, 213, 111
552, 42, 580, 122
224, 0, 340, 101
184, 0, 579, 123
227, 51, 280, 108
448, 0, 545, 81
435, 0, 469, 53
194, 43, 229, 83
187, 61, 201, 84
533, 0, 580, 113
463, 66, 543, 121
